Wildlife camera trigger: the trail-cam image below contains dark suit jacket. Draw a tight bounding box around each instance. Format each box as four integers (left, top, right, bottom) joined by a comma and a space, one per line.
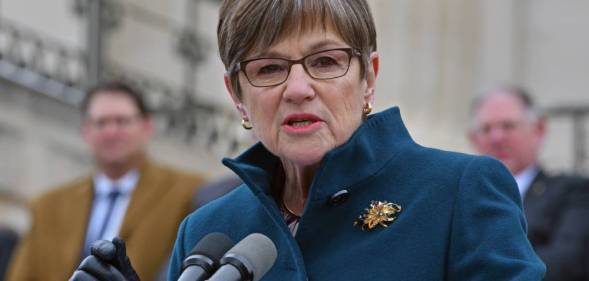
524, 170, 589, 281
192, 175, 242, 209
6, 160, 204, 281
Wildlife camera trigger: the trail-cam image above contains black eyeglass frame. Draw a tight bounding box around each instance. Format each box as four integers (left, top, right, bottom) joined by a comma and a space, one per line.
233, 47, 363, 87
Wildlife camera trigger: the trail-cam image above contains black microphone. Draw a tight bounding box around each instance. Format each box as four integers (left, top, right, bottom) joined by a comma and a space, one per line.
207, 233, 277, 281
177, 232, 234, 281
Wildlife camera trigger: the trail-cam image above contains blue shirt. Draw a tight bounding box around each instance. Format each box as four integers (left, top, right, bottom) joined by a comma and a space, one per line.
514, 165, 540, 199
82, 170, 138, 253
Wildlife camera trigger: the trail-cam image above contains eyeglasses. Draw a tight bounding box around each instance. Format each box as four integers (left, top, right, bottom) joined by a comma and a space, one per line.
86, 115, 142, 130
235, 48, 362, 87
475, 120, 526, 136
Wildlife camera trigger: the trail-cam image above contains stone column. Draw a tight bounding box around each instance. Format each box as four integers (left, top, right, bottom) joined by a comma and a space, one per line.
369, 0, 479, 151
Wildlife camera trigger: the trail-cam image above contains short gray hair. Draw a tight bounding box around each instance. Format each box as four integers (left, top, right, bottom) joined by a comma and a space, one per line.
470, 85, 541, 124
469, 84, 542, 130
217, 0, 377, 98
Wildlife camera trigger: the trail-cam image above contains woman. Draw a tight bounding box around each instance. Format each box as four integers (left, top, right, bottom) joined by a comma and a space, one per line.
70, 0, 544, 280
168, 0, 544, 280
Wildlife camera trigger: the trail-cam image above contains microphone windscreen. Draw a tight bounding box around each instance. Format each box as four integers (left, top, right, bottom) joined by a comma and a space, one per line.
189, 232, 234, 261
226, 233, 277, 281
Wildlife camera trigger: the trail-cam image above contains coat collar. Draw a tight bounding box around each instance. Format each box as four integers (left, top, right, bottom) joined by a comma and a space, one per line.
524, 168, 548, 202
223, 107, 416, 202
119, 159, 167, 239
63, 178, 94, 272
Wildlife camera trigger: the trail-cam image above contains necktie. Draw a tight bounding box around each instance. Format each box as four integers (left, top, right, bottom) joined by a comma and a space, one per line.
82, 189, 121, 258
96, 190, 121, 239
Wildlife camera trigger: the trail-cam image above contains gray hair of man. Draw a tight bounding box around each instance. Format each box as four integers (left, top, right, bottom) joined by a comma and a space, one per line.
469, 85, 543, 132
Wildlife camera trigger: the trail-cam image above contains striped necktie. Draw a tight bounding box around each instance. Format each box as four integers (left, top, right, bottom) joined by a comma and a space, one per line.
96, 190, 121, 239
82, 189, 121, 258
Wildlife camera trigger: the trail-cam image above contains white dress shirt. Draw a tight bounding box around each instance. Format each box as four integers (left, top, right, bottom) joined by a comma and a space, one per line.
82, 170, 139, 255
514, 165, 539, 200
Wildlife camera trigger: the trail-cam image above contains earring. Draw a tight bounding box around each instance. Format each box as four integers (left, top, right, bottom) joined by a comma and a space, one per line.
241, 119, 253, 130
363, 103, 373, 115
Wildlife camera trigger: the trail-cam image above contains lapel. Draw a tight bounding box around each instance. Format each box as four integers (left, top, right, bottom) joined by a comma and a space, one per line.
523, 169, 547, 219
525, 170, 548, 200
61, 178, 93, 272
118, 160, 167, 240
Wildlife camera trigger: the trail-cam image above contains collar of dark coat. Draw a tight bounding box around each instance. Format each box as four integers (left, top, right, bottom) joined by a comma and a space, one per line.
223, 106, 416, 203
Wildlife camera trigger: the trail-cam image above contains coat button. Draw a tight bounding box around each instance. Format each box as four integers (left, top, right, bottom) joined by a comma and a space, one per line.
328, 190, 349, 206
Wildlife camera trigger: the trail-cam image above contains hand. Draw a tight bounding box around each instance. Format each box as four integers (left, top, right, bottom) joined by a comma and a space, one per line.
69, 255, 127, 281
69, 238, 141, 281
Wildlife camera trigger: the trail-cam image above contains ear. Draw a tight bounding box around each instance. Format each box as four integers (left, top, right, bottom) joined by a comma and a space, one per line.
80, 119, 91, 143
224, 73, 249, 121
364, 52, 379, 105
141, 115, 154, 137
467, 128, 478, 148
535, 116, 546, 139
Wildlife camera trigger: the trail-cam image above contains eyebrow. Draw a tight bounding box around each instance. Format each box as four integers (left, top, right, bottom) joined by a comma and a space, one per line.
248, 39, 347, 59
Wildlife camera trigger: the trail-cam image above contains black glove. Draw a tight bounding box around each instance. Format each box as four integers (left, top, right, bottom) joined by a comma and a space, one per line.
69, 238, 141, 281
69, 255, 127, 281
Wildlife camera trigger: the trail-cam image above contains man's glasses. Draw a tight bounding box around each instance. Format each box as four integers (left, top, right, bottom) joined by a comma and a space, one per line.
474, 120, 525, 136
86, 115, 141, 130
235, 48, 362, 87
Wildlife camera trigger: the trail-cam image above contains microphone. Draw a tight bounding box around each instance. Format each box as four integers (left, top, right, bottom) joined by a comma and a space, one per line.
177, 232, 234, 281
207, 233, 277, 281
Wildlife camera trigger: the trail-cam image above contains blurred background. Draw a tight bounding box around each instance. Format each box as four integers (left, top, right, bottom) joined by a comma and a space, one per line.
0, 0, 588, 236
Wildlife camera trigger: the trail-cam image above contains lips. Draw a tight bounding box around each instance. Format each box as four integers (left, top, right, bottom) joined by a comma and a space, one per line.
281, 113, 323, 133
282, 113, 322, 126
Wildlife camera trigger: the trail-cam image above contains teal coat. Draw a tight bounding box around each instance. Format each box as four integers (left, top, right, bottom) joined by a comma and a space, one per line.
169, 107, 545, 281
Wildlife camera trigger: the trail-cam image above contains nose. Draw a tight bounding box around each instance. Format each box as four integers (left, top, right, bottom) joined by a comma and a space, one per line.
282, 64, 315, 104
487, 126, 507, 143
99, 120, 124, 136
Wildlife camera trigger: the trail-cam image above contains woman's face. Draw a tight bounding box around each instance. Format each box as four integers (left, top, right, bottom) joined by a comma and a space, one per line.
226, 25, 379, 167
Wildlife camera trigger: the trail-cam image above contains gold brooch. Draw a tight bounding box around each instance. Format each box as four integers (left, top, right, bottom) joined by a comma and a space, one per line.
354, 200, 402, 230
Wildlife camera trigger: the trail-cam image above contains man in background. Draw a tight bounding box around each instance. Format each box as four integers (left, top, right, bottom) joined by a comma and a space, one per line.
6, 81, 204, 281
468, 85, 589, 281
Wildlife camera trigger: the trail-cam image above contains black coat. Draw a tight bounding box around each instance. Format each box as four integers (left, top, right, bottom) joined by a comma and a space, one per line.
524, 170, 589, 281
